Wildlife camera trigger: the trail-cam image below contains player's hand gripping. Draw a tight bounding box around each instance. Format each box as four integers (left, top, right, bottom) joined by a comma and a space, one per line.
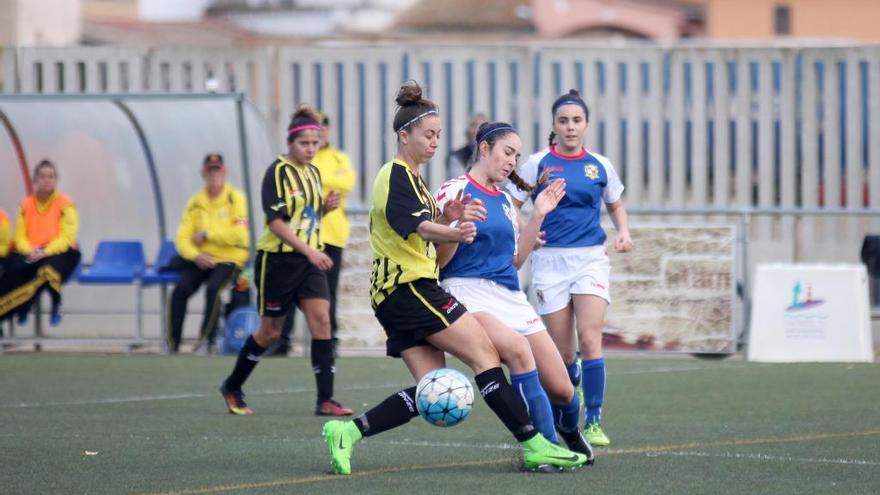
441, 190, 487, 224
306, 248, 334, 271
194, 253, 216, 270
456, 221, 477, 244
26, 248, 47, 263
533, 231, 546, 250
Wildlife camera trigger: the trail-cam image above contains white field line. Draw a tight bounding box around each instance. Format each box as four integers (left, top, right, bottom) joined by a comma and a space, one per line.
648, 450, 880, 466
0, 382, 408, 409
1, 364, 749, 410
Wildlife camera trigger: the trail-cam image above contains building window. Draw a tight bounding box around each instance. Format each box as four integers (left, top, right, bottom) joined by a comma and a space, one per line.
774, 5, 791, 35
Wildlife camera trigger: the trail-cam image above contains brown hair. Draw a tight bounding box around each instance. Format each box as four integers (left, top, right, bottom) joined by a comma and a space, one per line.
287, 104, 321, 143
392, 80, 438, 133
470, 122, 534, 192
33, 159, 57, 179
509, 170, 535, 193
469, 122, 517, 164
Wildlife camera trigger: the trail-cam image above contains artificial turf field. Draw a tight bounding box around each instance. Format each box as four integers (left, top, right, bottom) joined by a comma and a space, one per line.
1, 353, 878, 495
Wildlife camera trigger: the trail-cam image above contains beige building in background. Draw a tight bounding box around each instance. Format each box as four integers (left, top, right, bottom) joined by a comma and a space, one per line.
0, 0, 82, 46
706, 0, 880, 42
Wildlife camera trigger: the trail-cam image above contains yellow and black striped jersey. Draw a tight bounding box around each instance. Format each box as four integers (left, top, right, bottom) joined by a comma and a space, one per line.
257, 155, 324, 253
369, 159, 440, 307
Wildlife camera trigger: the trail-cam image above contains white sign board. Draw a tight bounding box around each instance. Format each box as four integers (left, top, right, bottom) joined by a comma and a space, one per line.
748, 264, 874, 362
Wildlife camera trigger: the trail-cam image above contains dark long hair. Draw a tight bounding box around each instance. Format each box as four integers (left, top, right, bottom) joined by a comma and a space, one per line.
471, 122, 535, 193
287, 104, 321, 143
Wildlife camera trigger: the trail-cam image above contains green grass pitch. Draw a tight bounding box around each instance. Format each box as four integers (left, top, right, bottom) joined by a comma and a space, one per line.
1, 353, 878, 494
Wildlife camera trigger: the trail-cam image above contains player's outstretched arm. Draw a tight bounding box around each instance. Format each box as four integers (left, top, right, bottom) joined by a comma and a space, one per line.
606, 199, 633, 253
416, 220, 476, 245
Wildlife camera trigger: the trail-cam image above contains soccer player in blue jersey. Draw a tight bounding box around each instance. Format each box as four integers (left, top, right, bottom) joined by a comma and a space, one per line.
507, 90, 633, 447
435, 121, 594, 461
321, 81, 589, 475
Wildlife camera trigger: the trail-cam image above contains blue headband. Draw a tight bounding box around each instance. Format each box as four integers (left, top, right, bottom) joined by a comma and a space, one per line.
477, 125, 516, 143
552, 98, 588, 116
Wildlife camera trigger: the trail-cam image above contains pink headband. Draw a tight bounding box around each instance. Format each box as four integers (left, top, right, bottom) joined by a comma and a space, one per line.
288, 124, 320, 136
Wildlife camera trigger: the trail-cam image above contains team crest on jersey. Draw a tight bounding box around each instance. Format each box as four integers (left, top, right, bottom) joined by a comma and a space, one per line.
537, 169, 552, 185
584, 164, 599, 180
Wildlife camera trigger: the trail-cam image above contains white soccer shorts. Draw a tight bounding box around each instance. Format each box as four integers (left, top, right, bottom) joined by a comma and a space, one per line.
529, 245, 611, 315
440, 277, 546, 336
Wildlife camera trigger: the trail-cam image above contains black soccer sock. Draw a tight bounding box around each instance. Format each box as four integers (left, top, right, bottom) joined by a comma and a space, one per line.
353, 386, 419, 437
474, 367, 537, 442
224, 336, 266, 391
311, 339, 335, 403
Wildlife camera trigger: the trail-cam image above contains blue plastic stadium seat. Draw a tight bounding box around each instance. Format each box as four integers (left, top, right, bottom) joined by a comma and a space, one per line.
77, 241, 146, 284
141, 240, 181, 286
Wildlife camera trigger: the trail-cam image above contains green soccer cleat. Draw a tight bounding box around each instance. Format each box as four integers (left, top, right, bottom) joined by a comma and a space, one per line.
322, 420, 362, 475
585, 423, 611, 446
521, 433, 589, 471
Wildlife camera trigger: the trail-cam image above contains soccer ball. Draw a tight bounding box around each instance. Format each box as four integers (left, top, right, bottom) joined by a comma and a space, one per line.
415, 368, 474, 427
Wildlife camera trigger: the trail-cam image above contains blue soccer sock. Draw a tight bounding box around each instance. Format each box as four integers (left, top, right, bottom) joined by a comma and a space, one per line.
510, 369, 558, 444
581, 357, 605, 425
567, 358, 581, 387
551, 389, 580, 434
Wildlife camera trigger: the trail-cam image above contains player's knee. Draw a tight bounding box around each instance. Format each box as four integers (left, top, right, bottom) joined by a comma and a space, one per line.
255, 328, 281, 345
255, 320, 282, 344
307, 313, 331, 339
502, 335, 533, 371
578, 326, 603, 349
471, 334, 502, 368
547, 381, 575, 405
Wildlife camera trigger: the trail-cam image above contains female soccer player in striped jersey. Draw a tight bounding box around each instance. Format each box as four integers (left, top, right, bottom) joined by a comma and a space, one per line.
321, 80, 589, 475
507, 90, 633, 447
219, 105, 351, 418
435, 122, 592, 460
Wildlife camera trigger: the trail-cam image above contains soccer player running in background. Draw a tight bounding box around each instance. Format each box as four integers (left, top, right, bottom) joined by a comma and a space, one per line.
508, 90, 633, 447
219, 106, 352, 417
167, 153, 249, 355
322, 80, 589, 475
0, 160, 81, 325
274, 111, 356, 356
435, 121, 593, 461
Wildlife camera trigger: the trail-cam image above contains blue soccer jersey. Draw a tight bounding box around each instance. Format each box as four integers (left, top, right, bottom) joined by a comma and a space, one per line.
507, 147, 623, 248
436, 175, 521, 291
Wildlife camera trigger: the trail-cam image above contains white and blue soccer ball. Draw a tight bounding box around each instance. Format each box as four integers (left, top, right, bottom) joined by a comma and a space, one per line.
415, 368, 474, 427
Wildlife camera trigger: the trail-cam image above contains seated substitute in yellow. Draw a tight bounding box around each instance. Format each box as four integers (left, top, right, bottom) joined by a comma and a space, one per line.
0, 208, 10, 283
167, 153, 249, 355
0, 208, 10, 258
0, 160, 81, 325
